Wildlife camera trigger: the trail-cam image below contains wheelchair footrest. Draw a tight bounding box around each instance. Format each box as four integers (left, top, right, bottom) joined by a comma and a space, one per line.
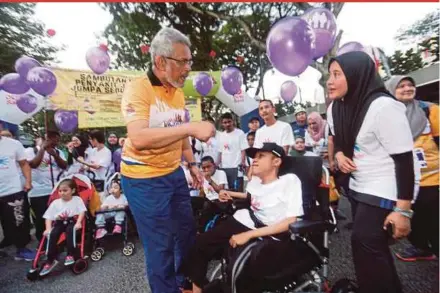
289, 220, 331, 234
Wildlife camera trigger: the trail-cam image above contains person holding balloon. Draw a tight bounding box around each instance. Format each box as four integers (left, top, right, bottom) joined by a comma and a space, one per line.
119, 27, 215, 293
326, 51, 415, 293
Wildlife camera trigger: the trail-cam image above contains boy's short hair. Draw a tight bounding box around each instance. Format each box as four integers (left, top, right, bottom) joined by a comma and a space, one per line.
90, 130, 105, 144
220, 113, 233, 121
247, 131, 256, 138
201, 156, 215, 164
259, 99, 274, 107
295, 136, 305, 142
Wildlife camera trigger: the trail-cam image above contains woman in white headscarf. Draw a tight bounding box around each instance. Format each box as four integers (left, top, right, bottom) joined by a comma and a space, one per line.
386, 76, 439, 261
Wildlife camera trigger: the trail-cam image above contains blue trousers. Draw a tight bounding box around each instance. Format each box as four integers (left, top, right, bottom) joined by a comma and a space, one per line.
121, 167, 195, 293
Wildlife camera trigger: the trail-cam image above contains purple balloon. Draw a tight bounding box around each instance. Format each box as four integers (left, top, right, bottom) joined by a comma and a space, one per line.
54, 110, 78, 133
15, 56, 41, 79
16, 93, 38, 113
26, 67, 57, 96
280, 81, 297, 103
266, 17, 314, 77
0, 73, 30, 94
221, 66, 243, 96
184, 108, 191, 123
337, 42, 364, 56
86, 47, 110, 75
193, 72, 213, 96
302, 8, 337, 59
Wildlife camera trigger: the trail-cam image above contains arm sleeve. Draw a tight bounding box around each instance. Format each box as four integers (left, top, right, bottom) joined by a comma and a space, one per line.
253, 130, 262, 148
76, 197, 87, 214
240, 131, 249, 151
43, 202, 56, 220
390, 152, 415, 201
15, 142, 27, 161
121, 79, 151, 124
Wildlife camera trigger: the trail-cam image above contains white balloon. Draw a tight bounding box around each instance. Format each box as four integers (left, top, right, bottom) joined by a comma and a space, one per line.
0, 89, 45, 124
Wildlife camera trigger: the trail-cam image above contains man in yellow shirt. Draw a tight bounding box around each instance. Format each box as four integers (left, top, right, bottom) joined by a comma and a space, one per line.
120, 27, 215, 293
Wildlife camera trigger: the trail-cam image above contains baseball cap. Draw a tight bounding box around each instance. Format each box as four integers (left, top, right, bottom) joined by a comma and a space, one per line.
246, 142, 286, 159
294, 106, 306, 116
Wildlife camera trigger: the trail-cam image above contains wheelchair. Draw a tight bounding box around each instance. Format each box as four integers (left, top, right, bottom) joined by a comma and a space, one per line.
204, 156, 358, 293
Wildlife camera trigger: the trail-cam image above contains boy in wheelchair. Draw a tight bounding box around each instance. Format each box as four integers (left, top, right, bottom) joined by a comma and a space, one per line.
191, 156, 230, 232
181, 143, 318, 293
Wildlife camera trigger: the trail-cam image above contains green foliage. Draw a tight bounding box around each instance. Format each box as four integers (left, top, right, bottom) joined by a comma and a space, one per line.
275, 100, 312, 117
395, 9, 439, 42
388, 48, 424, 75
419, 35, 439, 65
0, 3, 60, 75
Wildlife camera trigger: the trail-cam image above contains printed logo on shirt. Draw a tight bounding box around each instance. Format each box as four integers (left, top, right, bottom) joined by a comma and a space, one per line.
0, 156, 9, 169
250, 197, 261, 211
125, 103, 136, 117
353, 144, 365, 159
58, 210, 70, 220
163, 113, 184, 128
223, 143, 230, 151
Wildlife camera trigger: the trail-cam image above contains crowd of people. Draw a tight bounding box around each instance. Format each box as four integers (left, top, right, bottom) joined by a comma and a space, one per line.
0, 26, 438, 293
0, 128, 124, 262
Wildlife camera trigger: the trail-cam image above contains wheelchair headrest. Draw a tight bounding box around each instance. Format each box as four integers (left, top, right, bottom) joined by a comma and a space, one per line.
279, 156, 323, 187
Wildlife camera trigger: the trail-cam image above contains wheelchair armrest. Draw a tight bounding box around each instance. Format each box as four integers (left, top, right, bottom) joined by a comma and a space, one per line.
95, 207, 127, 215
289, 220, 331, 235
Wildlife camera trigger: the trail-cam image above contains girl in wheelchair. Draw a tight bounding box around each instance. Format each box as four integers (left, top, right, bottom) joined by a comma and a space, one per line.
181, 143, 315, 293
40, 179, 87, 276
95, 179, 128, 238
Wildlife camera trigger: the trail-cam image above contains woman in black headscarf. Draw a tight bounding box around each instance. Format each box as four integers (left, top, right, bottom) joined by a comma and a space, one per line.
67, 133, 89, 174
326, 51, 415, 293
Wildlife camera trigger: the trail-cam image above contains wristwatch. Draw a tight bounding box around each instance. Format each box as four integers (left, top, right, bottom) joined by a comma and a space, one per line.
393, 207, 414, 219
188, 162, 198, 168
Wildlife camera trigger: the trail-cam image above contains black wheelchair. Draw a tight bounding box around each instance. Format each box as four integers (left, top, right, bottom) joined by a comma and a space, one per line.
203, 156, 358, 293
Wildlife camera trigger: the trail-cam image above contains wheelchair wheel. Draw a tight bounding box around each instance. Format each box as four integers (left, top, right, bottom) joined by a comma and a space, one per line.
91, 250, 102, 262
126, 242, 135, 249
26, 268, 40, 281
71, 258, 88, 275
122, 244, 134, 256
96, 247, 105, 256
330, 278, 358, 293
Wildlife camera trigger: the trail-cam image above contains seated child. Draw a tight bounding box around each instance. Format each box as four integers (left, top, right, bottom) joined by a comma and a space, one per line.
181, 143, 307, 293
191, 156, 229, 232
95, 180, 128, 239
40, 179, 87, 276
290, 137, 317, 157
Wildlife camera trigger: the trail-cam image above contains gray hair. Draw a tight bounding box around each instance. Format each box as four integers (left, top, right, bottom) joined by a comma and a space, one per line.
150, 27, 191, 65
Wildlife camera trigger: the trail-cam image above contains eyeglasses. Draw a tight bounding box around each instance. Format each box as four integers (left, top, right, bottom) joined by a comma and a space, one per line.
164, 56, 193, 67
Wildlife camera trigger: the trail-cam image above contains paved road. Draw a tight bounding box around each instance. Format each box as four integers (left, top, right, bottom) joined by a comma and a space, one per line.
0, 197, 438, 293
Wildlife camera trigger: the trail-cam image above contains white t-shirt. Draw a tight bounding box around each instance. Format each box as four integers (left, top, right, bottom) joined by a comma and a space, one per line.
86, 146, 112, 180
234, 174, 303, 229
254, 120, 294, 149
43, 196, 87, 220
217, 129, 248, 168
0, 137, 26, 197
195, 132, 221, 164
327, 98, 414, 201
25, 147, 67, 198
102, 194, 128, 207
203, 169, 228, 201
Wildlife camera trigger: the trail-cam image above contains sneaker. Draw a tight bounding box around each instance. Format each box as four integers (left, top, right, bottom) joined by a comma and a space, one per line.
95, 228, 107, 239
15, 248, 36, 261
39, 260, 59, 276
112, 225, 122, 234
396, 246, 437, 262
64, 255, 75, 266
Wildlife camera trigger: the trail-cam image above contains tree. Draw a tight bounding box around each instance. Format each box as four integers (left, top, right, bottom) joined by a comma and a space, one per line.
395, 9, 439, 44
419, 35, 439, 65
0, 3, 59, 75
388, 48, 424, 75
100, 3, 345, 121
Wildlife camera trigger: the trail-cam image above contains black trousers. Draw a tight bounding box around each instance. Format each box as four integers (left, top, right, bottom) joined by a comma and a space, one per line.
29, 195, 50, 242
191, 197, 231, 232
181, 217, 311, 292
408, 185, 439, 256
0, 191, 31, 249
47, 220, 76, 262
350, 198, 402, 293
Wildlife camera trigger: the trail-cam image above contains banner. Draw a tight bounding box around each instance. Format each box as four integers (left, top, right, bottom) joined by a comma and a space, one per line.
49, 68, 202, 128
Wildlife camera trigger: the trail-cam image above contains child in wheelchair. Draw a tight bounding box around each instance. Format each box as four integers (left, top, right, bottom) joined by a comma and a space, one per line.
190, 156, 231, 232
95, 179, 128, 239
40, 179, 87, 276
181, 143, 316, 293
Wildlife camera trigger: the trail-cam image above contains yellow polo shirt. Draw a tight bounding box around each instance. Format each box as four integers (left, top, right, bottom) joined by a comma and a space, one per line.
120, 70, 185, 179
414, 103, 439, 187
